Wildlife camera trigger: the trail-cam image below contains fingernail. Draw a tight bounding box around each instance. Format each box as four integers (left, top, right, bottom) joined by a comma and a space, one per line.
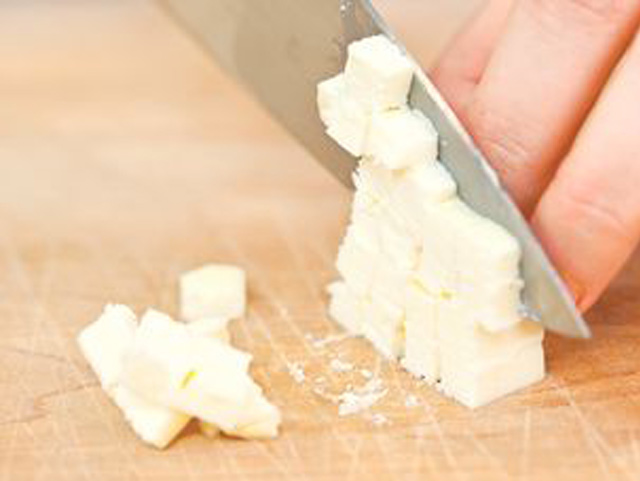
563, 274, 586, 313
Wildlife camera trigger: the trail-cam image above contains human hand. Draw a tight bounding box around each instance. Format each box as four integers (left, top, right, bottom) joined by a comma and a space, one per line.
431, 0, 640, 312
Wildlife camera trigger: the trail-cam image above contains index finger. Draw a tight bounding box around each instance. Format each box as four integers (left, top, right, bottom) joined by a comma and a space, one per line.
532, 30, 640, 311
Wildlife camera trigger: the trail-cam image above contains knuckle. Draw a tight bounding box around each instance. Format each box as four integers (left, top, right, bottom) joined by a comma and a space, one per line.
561, 184, 634, 247
465, 102, 539, 186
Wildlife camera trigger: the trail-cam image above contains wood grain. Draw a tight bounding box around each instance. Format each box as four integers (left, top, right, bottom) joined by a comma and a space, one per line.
1, 1, 640, 480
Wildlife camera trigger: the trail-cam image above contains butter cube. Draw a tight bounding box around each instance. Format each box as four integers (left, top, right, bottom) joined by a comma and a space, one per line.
389, 162, 457, 236
327, 281, 364, 335
180, 264, 246, 321
317, 73, 344, 126
401, 284, 440, 382
317, 73, 370, 156
77, 305, 190, 449
361, 297, 405, 359
336, 228, 379, 296
345, 35, 414, 111
187, 317, 231, 344
112, 386, 190, 449
439, 340, 544, 409
78, 304, 137, 390
366, 109, 438, 170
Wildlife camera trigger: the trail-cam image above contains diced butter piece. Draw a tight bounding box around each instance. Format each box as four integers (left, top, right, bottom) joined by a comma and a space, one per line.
336, 228, 379, 296
344, 35, 414, 111
361, 297, 405, 359
188, 317, 231, 437
401, 283, 439, 382
187, 317, 231, 344
388, 162, 457, 236
327, 281, 364, 335
112, 386, 190, 449
317, 73, 344, 126
317, 73, 370, 156
439, 337, 544, 409
77, 305, 190, 449
370, 254, 411, 308
78, 304, 137, 390
180, 264, 246, 321
416, 199, 522, 331
354, 160, 456, 240
366, 108, 438, 170
120, 309, 281, 439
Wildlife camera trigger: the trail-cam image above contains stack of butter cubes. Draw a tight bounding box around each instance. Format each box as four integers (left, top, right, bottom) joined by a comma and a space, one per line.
319, 35, 544, 408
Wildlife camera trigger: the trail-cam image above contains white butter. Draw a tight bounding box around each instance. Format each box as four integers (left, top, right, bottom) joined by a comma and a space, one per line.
180, 264, 246, 321
361, 297, 405, 359
318, 34, 545, 408
317, 73, 344, 126
366, 108, 438, 170
77, 304, 137, 390
344, 35, 414, 111
187, 317, 231, 344
336, 228, 379, 296
401, 284, 439, 382
77, 305, 190, 449
317, 73, 370, 156
120, 310, 281, 439
112, 386, 190, 449
439, 339, 544, 409
327, 281, 364, 335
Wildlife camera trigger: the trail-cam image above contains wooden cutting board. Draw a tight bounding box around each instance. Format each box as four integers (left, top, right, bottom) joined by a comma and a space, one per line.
2, 2, 640, 480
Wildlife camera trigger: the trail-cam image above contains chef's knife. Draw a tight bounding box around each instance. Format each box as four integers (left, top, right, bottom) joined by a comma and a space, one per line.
160, 0, 590, 338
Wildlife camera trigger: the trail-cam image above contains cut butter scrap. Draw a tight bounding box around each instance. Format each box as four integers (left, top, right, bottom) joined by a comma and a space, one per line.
344, 34, 414, 111
319, 34, 545, 408
366, 108, 438, 170
187, 317, 231, 344
361, 297, 405, 359
327, 281, 364, 335
180, 263, 246, 321
336, 228, 379, 296
439, 341, 544, 409
77, 305, 190, 449
120, 309, 281, 439
402, 285, 439, 382
77, 304, 137, 390
317, 74, 370, 157
112, 386, 190, 449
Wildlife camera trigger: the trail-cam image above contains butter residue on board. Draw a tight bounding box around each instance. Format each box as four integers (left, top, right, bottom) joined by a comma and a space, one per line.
317, 35, 545, 408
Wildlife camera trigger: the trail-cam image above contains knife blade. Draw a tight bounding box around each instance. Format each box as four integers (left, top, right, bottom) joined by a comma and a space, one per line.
160, 0, 590, 338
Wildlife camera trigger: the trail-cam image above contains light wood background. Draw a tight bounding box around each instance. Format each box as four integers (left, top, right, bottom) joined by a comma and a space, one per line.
2, 1, 640, 480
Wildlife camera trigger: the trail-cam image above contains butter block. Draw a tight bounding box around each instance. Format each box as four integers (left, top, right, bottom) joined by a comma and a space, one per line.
180, 264, 246, 321
366, 108, 438, 170
320, 34, 544, 409
344, 35, 414, 111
